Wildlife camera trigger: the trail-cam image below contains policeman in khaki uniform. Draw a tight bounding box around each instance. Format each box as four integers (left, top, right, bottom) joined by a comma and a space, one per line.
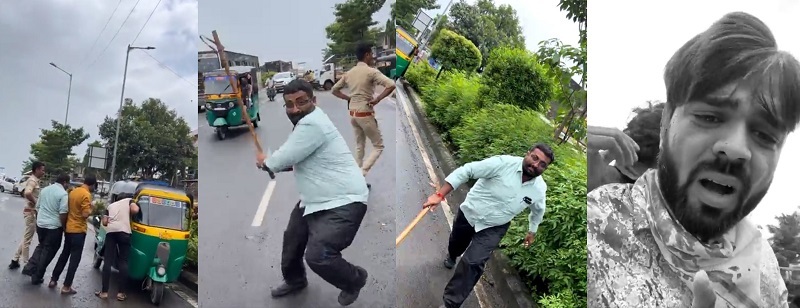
9, 161, 45, 270
332, 43, 396, 181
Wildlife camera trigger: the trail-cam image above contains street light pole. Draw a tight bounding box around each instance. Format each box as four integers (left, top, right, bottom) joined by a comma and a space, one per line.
109, 44, 155, 183
49, 62, 73, 125
415, 0, 455, 63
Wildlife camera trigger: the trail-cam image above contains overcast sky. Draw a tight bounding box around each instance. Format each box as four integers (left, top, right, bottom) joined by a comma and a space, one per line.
423, 0, 580, 54
0, 0, 198, 178
589, 0, 800, 230
198, 0, 394, 71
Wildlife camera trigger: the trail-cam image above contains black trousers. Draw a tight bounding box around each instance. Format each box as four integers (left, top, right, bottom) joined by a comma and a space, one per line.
51, 232, 87, 286
102, 232, 131, 293
281, 201, 368, 292
24, 226, 64, 282
443, 210, 510, 308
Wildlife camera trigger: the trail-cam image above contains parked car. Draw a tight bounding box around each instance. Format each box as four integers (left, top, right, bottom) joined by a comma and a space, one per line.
13, 175, 29, 196
0, 178, 14, 193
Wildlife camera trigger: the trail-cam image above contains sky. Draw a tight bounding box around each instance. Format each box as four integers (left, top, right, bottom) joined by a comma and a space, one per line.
198, 0, 394, 71
422, 0, 580, 54
0, 0, 199, 178
588, 0, 800, 231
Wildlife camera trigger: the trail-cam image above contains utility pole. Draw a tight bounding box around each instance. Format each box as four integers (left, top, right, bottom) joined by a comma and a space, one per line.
49, 62, 73, 125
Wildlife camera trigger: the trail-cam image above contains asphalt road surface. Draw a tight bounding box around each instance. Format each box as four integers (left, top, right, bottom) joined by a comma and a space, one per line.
394, 84, 482, 308
198, 89, 397, 307
0, 192, 197, 308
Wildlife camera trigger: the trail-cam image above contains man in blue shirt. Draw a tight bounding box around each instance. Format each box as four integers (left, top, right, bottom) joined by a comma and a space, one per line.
423, 144, 554, 308
256, 79, 370, 306
22, 174, 70, 285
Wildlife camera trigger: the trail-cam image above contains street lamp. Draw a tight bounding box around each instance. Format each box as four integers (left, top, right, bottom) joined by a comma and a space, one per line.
109, 44, 155, 183
49, 62, 73, 125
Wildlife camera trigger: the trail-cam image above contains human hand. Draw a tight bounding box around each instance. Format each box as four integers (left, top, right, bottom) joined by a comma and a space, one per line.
691, 270, 716, 308
368, 98, 379, 107
587, 126, 640, 170
523, 232, 536, 248
422, 193, 443, 212
256, 152, 267, 168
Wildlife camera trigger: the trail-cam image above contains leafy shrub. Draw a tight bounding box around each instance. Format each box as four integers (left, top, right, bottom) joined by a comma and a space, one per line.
450, 103, 587, 306
91, 200, 107, 217
186, 219, 198, 268
480, 47, 555, 112
421, 71, 483, 138
430, 29, 482, 73
538, 290, 581, 308
404, 61, 437, 92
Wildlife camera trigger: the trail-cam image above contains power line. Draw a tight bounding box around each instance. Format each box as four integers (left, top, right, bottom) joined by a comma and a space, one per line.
86, 0, 143, 69
142, 51, 195, 88
131, 0, 163, 44
80, 0, 123, 68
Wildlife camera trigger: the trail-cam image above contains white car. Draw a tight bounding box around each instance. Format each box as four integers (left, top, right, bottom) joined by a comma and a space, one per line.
0, 178, 14, 193
272, 72, 296, 92
13, 175, 29, 196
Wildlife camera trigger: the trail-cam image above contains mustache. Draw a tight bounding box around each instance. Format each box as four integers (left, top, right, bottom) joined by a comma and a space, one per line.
689, 155, 749, 187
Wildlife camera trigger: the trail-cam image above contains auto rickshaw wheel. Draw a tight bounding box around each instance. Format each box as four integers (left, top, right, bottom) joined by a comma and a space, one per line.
150, 279, 165, 305
216, 128, 227, 140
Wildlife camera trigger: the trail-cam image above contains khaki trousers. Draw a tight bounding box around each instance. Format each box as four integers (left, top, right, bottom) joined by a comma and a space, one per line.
13, 211, 36, 264
350, 115, 384, 176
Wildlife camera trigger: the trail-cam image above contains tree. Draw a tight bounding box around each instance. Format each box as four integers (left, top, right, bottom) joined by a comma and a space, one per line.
536, 38, 587, 144
385, 18, 396, 47
323, 0, 385, 58
97, 98, 194, 182
557, 0, 587, 48
429, 29, 481, 74
22, 121, 90, 177
769, 211, 800, 267
446, 0, 525, 67
391, 0, 439, 36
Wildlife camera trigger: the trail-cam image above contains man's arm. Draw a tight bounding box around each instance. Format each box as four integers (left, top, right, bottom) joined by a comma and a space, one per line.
369, 70, 396, 104
435, 156, 505, 199
264, 123, 326, 172
23, 180, 36, 205
59, 192, 69, 227
80, 192, 92, 219
331, 76, 349, 101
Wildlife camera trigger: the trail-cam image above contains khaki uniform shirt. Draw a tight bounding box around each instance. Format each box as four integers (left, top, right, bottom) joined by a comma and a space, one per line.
23, 175, 41, 210
331, 62, 394, 113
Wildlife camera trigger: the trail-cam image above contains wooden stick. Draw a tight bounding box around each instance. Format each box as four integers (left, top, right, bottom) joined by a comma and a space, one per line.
396, 182, 447, 246
207, 30, 263, 154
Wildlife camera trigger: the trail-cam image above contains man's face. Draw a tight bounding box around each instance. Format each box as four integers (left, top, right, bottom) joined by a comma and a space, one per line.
34, 166, 45, 177
659, 82, 785, 240
522, 148, 551, 178
283, 90, 316, 125
364, 52, 374, 66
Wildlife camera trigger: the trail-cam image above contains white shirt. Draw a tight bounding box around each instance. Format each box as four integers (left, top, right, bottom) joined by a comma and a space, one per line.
106, 198, 133, 234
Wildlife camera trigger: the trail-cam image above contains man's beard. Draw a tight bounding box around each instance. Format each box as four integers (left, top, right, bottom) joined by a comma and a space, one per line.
657, 139, 768, 241
287, 108, 312, 125
522, 163, 541, 178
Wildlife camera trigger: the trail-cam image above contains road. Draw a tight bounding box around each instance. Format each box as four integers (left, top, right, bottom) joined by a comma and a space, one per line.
394, 83, 482, 308
198, 89, 396, 307
0, 192, 197, 308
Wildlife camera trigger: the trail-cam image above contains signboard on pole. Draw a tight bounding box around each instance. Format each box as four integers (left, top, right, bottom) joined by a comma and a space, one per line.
412, 9, 433, 36
88, 145, 108, 170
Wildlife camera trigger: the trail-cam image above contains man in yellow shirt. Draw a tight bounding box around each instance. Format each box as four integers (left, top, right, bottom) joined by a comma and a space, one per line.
49, 176, 96, 294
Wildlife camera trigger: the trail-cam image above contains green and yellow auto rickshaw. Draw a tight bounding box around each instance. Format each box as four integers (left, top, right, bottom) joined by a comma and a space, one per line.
203, 67, 260, 140
376, 54, 397, 79
396, 26, 419, 79
92, 181, 193, 306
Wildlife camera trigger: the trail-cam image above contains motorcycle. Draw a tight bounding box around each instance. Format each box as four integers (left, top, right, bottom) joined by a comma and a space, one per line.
266, 86, 276, 101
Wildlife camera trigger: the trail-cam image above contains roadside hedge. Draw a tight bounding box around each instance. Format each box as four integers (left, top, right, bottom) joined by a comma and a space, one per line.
430, 29, 482, 73
405, 46, 587, 307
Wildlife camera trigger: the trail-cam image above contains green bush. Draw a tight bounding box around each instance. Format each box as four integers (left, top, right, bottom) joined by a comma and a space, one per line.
404, 61, 437, 92
538, 290, 581, 308
450, 103, 587, 306
421, 71, 483, 139
430, 29, 482, 73
186, 219, 198, 268
480, 47, 555, 112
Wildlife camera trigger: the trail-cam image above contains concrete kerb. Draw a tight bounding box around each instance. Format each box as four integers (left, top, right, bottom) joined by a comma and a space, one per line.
398, 81, 537, 308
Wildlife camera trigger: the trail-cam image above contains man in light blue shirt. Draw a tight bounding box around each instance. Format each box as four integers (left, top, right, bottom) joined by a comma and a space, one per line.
256, 79, 370, 306
423, 144, 554, 308
22, 174, 70, 285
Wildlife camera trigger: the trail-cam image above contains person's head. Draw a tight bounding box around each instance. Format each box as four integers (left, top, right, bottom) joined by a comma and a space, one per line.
355, 42, 375, 66
54, 174, 70, 189
522, 143, 555, 178
658, 12, 800, 241
31, 161, 45, 178
282, 79, 317, 125
620, 102, 665, 178
83, 176, 98, 192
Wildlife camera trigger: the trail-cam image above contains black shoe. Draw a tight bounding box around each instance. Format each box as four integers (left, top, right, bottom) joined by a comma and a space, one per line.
21, 267, 34, 276
270, 281, 308, 298
31, 277, 44, 285
443, 255, 456, 269
8, 260, 19, 269
338, 266, 368, 306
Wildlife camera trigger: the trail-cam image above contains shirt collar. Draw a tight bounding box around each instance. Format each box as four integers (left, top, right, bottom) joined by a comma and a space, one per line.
356, 61, 369, 67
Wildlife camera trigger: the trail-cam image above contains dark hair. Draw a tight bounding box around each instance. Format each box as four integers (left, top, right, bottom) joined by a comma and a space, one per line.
663, 12, 800, 133
529, 143, 555, 164
31, 161, 45, 172
83, 176, 97, 187
54, 174, 70, 185
283, 79, 315, 99
625, 102, 665, 165
355, 42, 374, 62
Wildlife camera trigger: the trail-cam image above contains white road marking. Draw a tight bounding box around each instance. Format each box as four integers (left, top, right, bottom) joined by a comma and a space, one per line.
251, 180, 277, 227
167, 284, 199, 308
395, 83, 489, 308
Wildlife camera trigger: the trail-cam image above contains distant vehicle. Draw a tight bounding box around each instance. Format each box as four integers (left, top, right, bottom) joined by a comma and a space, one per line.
13, 175, 30, 196
0, 177, 14, 193
272, 72, 295, 92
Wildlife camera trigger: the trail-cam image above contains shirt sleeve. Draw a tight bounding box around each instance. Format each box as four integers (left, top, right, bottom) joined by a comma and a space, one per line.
59, 191, 69, 214
80, 191, 92, 217
265, 122, 326, 172
24, 180, 35, 194
444, 156, 505, 190
528, 185, 547, 233
331, 74, 347, 91
371, 69, 395, 88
